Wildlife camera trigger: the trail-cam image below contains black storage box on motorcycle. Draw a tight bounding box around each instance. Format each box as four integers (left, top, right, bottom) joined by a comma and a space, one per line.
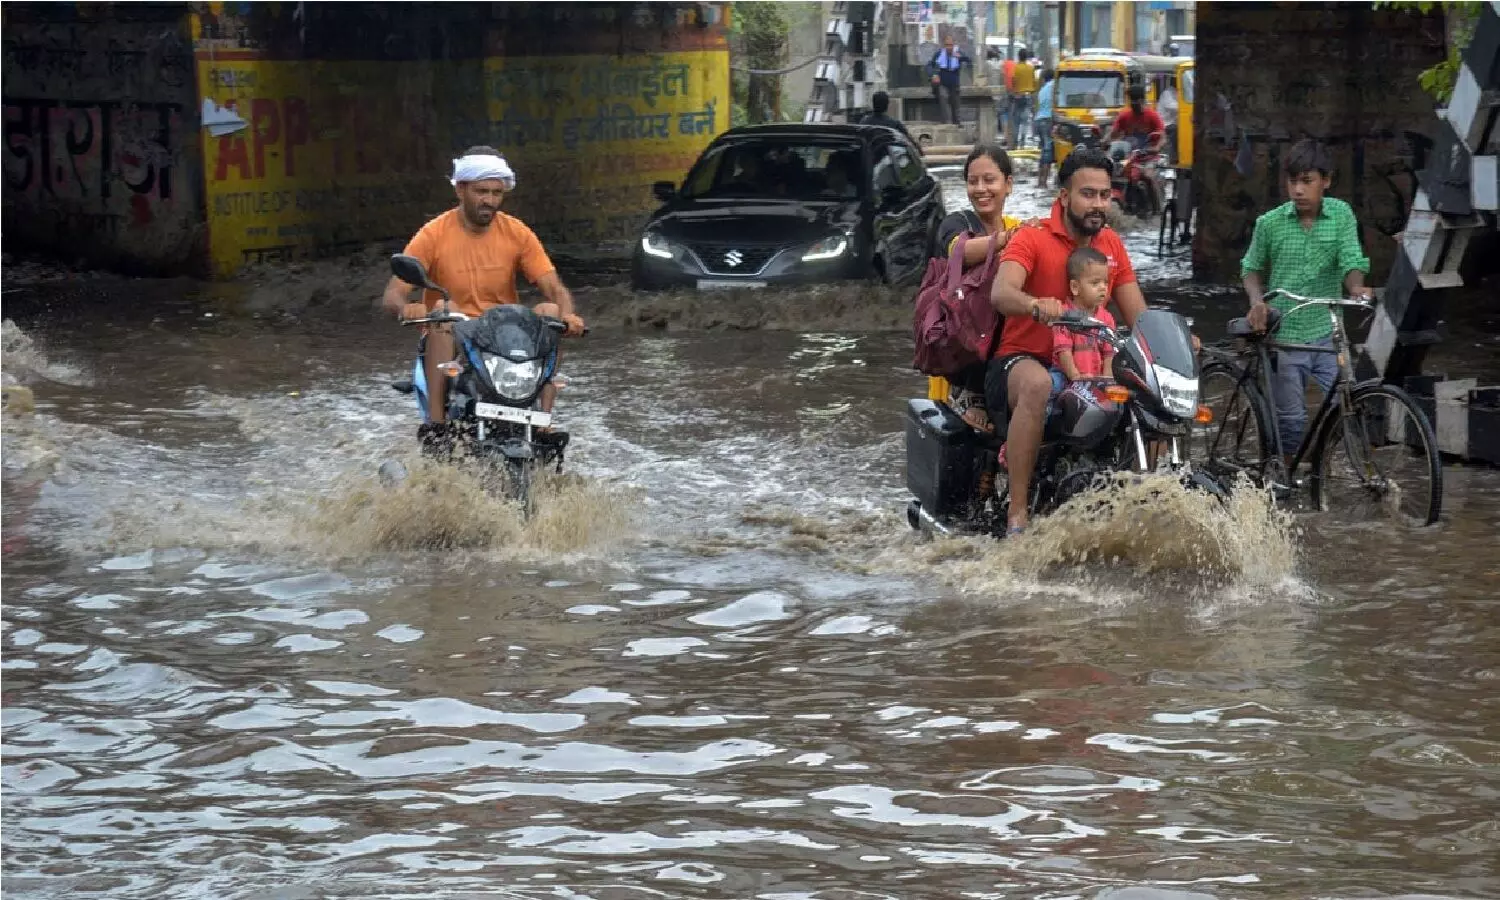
905, 399, 985, 520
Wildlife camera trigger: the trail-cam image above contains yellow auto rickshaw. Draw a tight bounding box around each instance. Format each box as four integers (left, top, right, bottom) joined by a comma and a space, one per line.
1049, 54, 1143, 166
1175, 59, 1194, 169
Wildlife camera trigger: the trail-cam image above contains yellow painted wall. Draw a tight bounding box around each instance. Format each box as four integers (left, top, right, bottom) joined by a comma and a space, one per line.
482, 51, 729, 245
196, 56, 477, 275
194, 23, 728, 275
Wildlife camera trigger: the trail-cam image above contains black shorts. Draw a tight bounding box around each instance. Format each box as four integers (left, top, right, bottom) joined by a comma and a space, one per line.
984, 353, 1049, 434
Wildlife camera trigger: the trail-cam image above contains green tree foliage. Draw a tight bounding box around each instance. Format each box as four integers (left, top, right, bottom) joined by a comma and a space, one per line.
730, 2, 789, 124
1374, 0, 1482, 103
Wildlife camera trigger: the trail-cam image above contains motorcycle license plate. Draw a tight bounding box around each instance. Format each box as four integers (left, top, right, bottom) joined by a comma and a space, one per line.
473, 403, 551, 428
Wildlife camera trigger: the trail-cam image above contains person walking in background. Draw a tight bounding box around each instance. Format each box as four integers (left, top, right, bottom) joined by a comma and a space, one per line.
928, 35, 967, 125
1034, 67, 1056, 186
999, 50, 1018, 139
1157, 79, 1179, 164
1008, 51, 1037, 148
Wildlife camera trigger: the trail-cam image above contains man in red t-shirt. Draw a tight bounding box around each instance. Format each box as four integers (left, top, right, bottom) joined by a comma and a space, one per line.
1108, 84, 1165, 153
986, 148, 1148, 533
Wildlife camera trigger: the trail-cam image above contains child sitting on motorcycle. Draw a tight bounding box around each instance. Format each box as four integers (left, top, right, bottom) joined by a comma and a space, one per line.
1050, 246, 1117, 395
999, 247, 1117, 470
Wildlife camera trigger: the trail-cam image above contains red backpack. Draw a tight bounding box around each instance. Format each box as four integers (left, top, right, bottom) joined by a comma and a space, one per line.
912, 229, 1003, 377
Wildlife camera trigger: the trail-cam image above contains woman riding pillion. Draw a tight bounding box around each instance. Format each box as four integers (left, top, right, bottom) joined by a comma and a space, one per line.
927, 145, 1029, 433
380, 147, 585, 451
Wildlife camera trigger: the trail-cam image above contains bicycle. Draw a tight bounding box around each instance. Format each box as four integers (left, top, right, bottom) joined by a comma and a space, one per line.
1193, 289, 1443, 526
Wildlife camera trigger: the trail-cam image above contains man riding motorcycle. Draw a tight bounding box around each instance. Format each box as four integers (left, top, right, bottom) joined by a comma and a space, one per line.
380, 147, 585, 449
988, 148, 1150, 534
1107, 84, 1164, 154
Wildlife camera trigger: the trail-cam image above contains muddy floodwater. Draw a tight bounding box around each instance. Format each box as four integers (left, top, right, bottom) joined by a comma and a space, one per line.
5, 179, 1500, 899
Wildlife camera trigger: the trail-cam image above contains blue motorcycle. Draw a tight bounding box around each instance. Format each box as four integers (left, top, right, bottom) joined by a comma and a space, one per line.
388, 254, 574, 514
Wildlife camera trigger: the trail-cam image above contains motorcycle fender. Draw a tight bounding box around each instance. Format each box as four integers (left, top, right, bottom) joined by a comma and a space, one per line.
497, 438, 535, 461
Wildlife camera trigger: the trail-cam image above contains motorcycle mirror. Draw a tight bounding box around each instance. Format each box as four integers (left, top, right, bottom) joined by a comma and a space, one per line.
390, 254, 440, 290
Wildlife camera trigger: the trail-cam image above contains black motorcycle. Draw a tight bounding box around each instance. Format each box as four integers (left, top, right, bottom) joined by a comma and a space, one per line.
388, 254, 576, 515
905, 308, 1224, 536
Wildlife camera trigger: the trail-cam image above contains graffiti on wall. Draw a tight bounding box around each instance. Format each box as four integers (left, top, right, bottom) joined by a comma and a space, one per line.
484, 51, 728, 245
1, 23, 197, 267
3, 98, 182, 228
1192, 3, 1446, 282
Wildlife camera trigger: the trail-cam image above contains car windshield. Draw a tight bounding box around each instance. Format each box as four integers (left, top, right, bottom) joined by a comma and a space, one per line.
1057, 71, 1125, 107
681, 140, 866, 201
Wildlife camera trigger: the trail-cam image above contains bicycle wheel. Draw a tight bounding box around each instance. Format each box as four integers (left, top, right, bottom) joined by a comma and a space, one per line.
1311, 384, 1442, 526
1193, 361, 1274, 485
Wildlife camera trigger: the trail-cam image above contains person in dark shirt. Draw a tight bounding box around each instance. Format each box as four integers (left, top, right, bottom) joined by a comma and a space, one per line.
859, 91, 918, 150
927, 35, 967, 125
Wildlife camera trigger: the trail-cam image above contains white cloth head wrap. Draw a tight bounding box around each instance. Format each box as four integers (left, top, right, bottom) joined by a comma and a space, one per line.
450, 153, 516, 189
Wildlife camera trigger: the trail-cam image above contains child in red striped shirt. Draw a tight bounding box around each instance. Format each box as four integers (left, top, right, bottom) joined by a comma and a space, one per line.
1050, 246, 1117, 394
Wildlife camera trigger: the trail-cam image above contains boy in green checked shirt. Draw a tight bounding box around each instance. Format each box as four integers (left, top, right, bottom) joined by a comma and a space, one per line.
1241, 139, 1373, 462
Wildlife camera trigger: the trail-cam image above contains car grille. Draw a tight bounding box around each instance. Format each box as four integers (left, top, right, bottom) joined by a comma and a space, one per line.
689, 243, 781, 276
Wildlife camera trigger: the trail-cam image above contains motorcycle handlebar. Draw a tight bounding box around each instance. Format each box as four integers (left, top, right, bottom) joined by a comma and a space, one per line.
539, 316, 590, 337
400, 311, 589, 335
401, 313, 468, 326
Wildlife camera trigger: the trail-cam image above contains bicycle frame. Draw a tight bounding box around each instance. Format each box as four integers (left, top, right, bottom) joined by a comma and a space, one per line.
1206, 291, 1375, 481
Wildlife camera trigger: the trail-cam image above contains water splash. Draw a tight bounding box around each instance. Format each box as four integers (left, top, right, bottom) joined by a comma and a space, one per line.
2, 318, 89, 385
299, 454, 638, 558
855, 474, 1298, 599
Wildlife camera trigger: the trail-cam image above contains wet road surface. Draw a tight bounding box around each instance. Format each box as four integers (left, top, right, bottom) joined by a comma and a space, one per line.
4, 179, 1500, 899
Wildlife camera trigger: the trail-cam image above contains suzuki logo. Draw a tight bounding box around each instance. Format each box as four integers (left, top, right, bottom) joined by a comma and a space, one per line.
723, 249, 744, 267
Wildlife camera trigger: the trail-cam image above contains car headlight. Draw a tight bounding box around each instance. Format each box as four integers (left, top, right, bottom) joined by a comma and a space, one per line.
1153, 365, 1198, 418
641, 231, 676, 259
802, 233, 849, 262
485, 356, 543, 402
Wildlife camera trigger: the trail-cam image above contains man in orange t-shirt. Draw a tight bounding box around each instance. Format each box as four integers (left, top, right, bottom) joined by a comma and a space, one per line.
987, 147, 1147, 534
381, 146, 584, 428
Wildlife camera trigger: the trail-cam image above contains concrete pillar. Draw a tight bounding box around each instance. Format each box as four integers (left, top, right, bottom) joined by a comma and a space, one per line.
978, 93, 998, 140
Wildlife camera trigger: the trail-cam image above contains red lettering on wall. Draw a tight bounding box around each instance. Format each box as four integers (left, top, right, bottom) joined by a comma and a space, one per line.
249, 97, 280, 179
214, 100, 251, 180
282, 97, 308, 177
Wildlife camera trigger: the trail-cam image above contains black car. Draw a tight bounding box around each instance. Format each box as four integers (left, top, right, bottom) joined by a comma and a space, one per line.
632, 124, 944, 291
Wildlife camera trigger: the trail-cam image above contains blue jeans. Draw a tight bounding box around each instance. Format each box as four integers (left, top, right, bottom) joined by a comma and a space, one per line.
1009, 95, 1031, 145
1034, 116, 1053, 165
1269, 336, 1338, 455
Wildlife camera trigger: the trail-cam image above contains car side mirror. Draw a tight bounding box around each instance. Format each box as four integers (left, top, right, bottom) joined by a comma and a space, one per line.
652, 180, 677, 202
390, 254, 439, 290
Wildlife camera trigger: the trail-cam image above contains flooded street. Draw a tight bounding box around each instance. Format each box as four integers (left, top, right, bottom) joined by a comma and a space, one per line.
5, 180, 1500, 898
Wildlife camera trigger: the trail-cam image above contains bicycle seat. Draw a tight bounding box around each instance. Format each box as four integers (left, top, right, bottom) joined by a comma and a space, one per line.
1226, 306, 1282, 338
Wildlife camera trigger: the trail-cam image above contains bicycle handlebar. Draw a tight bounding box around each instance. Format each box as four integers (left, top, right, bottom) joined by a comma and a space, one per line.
1261, 288, 1374, 316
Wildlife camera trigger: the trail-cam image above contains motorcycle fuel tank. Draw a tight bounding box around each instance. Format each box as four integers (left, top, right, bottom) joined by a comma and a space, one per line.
1048, 383, 1123, 448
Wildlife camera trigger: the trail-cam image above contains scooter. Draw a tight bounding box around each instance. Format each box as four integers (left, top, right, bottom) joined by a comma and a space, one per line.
387, 254, 577, 516
905, 308, 1224, 537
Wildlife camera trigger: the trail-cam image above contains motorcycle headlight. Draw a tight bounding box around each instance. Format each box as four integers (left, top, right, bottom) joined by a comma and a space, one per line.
1153, 365, 1198, 418
802, 233, 849, 262
641, 231, 677, 260
485, 356, 543, 402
